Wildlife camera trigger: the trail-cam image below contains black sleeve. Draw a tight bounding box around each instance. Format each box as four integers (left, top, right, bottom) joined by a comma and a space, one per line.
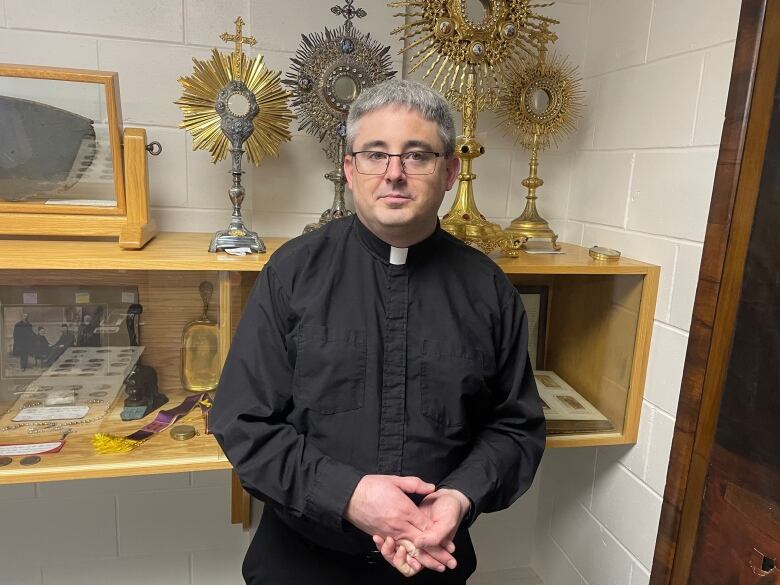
210, 264, 364, 531
438, 291, 546, 524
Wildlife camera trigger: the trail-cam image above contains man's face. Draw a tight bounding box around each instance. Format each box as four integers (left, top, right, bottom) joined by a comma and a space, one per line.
344, 106, 459, 239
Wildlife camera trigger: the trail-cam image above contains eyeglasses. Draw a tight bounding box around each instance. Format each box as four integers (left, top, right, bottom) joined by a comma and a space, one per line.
351, 151, 442, 175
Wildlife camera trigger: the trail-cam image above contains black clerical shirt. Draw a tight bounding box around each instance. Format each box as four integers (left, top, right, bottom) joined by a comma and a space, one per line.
211, 215, 545, 554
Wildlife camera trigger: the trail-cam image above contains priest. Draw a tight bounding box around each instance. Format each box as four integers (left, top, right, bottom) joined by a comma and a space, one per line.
211, 79, 545, 584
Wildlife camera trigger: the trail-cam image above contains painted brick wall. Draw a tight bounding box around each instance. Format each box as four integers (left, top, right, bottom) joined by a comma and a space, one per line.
0, 0, 741, 583
0, 0, 549, 582
530, 1, 742, 584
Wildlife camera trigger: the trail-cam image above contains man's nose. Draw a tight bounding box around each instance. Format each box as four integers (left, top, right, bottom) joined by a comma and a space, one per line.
384, 155, 406, 181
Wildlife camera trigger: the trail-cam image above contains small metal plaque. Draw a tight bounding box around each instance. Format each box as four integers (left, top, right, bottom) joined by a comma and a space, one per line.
19, 455, 41, 466
0, 456, 12, 467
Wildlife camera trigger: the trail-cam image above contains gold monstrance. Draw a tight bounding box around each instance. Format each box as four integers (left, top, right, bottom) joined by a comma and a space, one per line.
497, 50, 582, 253
176, 17, 294, 253
390, 0, 557, 253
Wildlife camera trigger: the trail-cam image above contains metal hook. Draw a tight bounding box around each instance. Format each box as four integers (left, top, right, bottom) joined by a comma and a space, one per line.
145, 141, 163, 156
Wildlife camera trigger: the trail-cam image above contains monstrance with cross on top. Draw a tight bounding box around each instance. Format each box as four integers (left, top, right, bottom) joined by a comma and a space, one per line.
390, 0, 558, 254
176, 17, 294, 253
284, 0, 395, 234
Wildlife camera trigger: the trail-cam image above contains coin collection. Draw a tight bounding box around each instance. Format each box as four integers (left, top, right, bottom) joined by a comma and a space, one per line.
0, 346, 145, 446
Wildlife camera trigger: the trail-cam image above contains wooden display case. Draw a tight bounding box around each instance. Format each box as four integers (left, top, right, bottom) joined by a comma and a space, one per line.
495, 244, 659, 448
0, 234, 658, 487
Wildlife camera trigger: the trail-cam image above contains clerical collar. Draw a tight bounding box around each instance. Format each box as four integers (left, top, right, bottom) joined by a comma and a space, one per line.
352, 215, 441, 264
389, 246, 408, 265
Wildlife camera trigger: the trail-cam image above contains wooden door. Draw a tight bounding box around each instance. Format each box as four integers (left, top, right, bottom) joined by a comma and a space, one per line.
650, 0, 780, 583
687, 42, 780, 582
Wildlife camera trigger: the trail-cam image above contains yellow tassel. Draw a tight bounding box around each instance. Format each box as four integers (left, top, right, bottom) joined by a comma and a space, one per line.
92, 433, 144, 454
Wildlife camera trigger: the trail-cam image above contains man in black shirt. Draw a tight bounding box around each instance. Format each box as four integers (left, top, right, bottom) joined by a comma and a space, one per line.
211, 79, 545, 584
46, 323, 75, 366
12, 313, 34, 371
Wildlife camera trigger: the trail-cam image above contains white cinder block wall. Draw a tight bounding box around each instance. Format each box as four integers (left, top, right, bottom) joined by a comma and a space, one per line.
530, 1, 742, 585
0, 0, 742, 583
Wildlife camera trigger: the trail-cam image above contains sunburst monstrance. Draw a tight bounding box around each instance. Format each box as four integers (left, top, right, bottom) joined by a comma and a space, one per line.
176, 17, 294, 253
389, 0, 558, 253
176, 17, 294, 166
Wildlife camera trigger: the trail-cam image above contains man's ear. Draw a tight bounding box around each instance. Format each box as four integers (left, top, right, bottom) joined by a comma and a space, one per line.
344, 154, 355, 190
444, 155, 460, 190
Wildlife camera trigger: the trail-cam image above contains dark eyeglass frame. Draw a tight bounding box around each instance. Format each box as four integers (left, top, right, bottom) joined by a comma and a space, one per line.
350, 150, 443, 175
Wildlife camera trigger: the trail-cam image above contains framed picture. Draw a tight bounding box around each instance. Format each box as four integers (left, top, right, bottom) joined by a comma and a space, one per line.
515, 285, 549, 370
0, 283, 139, 389
0, 303, 107, 379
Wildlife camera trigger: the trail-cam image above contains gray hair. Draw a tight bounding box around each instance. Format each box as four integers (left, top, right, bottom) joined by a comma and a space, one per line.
346, 79, 456, 156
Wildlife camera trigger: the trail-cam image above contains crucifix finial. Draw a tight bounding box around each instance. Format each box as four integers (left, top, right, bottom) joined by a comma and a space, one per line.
220, 17, 257, 77
330, 0, 366, 29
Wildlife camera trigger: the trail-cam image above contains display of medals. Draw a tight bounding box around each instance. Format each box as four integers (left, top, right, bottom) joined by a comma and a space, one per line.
0, 344, 147, 438
284, 0, 395, 233
497, 50, 582, 253
180, 282, 220, 392
176, 16, 294, 253
390, 0, 558, 253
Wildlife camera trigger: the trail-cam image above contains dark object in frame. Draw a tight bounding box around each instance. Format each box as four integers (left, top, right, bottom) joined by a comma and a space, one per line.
514, 284, 549, 370
120, 303, 167, 421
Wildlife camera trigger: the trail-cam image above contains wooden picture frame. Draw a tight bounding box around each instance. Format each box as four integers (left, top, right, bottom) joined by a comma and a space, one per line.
0, 63, 156, 248
515, 284, 549, 370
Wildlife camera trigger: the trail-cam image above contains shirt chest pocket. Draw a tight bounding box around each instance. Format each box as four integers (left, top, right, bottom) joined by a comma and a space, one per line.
292, 325, 366, 414
418, 339, 490, 428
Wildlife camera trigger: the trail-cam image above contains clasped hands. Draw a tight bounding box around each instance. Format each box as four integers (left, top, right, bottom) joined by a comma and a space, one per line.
344, 475, 470, 578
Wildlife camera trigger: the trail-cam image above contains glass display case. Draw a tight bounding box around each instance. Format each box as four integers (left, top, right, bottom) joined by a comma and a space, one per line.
0, 233, 264, 484
0, 234, 658, 489
495, 244, 659, 448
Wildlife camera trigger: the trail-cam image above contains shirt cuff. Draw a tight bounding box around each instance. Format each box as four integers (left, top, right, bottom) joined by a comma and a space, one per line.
438, 462, 495, 528
304, 457, 364, 531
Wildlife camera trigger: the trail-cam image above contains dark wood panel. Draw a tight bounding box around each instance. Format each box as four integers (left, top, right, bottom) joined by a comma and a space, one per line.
712, 71, 780, 472
687, 52, 780, 583
650, 0, 775, 582
690, 447, 780, 585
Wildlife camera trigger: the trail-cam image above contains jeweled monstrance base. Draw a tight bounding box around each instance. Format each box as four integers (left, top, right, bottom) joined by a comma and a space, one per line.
303, 138, 353, 233
440, 134, 506, 253
440, 66, 506, 254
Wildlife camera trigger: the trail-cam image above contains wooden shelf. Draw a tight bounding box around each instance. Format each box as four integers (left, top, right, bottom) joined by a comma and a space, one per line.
493, 243, 656, 275
0, 232, 282, 272
0, 232, 659, 483
0, 388, 230, 484
0, 233, 652, 274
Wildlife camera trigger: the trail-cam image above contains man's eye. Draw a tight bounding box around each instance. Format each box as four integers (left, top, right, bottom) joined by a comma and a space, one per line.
405, 152, 424, 161
366, 152, 388, 161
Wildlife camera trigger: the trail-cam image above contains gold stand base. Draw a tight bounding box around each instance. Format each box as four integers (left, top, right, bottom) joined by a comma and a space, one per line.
441, 208, 507, 254
503, 215, 560, 257
502, 135, 561, 257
